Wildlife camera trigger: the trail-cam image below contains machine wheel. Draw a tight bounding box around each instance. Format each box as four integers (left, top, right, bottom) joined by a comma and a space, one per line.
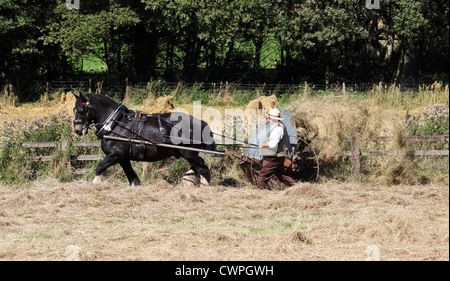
290, 138, 320, 182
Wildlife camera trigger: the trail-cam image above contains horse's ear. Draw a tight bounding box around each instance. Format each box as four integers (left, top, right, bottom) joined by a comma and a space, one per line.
85, 96, 91, 107
72, 91, 84, 100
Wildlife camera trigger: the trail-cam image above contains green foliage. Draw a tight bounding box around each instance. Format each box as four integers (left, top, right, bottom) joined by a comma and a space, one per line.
186, 84, 211, 105
408, 116, 449, 137
407, 104, 449, 137
0, 112, 68, 183
0, 110, 99, 184
407, 104, 449, 151
42, 2, 140, 75
1, 0, 448, 96
165, 158, 191, 184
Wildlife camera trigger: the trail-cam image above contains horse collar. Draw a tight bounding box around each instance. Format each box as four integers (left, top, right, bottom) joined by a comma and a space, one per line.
96, 102, 125, 136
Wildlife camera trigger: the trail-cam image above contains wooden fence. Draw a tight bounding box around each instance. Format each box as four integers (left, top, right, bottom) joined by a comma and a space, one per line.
0, 141, 102, 162
0, 135, 448, 175
333, 135, 449, 174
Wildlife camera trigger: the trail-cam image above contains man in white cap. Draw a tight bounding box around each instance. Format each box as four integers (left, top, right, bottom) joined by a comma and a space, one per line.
257, 108, 296, 189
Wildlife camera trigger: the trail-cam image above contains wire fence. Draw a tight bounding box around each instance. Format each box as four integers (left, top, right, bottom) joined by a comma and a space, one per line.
9, 78, 436, 101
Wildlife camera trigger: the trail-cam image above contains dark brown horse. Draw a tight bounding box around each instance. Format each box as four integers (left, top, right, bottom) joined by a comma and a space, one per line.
73, 93, 215, 186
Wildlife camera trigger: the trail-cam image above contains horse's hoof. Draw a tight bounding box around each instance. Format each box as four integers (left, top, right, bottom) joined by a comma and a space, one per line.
130, 179, 141, 187
200, 175, 210, 186
182, 169, 199, 186
93, 175, 103, 183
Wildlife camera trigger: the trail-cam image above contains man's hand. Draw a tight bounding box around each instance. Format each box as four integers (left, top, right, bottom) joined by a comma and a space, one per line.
258, 143, 268, 149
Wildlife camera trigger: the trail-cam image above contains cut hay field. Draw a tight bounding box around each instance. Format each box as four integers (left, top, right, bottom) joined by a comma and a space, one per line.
0, 85, 448, 261
0, 179, 448, 261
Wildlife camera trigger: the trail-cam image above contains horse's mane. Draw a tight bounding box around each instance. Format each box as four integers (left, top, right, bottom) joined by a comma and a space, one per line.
87, 94, 117, 107
87, 94, 133, 114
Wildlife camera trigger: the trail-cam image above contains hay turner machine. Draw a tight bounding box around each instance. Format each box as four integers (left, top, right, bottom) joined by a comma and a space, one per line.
105, 107, 319, 185
221, 107, 320, 185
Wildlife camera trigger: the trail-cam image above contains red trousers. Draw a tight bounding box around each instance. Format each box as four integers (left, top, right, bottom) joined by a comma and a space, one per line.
257, 156, 296, 189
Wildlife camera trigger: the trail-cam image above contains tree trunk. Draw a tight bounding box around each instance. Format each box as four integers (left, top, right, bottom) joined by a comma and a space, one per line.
395, 39, 419, 86
129, 25, 157, 79
164, 37, 175, 81
182, 12, 199, 81
254, 38, 263, 72
224, 40, 235, 69
207, 42, 216, 81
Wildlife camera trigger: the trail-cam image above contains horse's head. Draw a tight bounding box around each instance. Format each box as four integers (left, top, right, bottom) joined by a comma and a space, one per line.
73, 93, 94, 136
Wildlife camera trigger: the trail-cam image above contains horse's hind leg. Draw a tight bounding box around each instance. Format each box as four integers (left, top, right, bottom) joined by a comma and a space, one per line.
182, 152, 211, 186
120, 159, 141, 186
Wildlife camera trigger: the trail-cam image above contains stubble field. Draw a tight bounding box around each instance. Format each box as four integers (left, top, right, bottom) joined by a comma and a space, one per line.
0, 178, 448, 261
1, 86, 448, 261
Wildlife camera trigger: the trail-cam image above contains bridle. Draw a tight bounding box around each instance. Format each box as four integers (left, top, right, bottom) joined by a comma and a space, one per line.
73, 101, 96, 133
73, 100, 125, 136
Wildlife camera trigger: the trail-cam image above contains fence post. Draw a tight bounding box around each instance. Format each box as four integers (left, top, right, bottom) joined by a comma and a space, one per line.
61, 140, 68, 151
350, 137, 360, 174
16, 76, 19, 97
61, 140, 72, 170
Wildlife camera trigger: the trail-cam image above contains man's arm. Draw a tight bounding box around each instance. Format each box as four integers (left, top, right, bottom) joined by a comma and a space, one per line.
258, 126, 284, 149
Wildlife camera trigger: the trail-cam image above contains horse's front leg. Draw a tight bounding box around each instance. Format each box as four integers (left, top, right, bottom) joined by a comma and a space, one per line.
93, 154, 120, 183
120, 159, 141, 186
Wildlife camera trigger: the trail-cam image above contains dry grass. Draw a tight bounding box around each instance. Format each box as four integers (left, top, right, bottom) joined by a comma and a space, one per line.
0, 87, 448, 261
288, 94, 403, 157
0, 179, 448, 261
0, 84, 18, 109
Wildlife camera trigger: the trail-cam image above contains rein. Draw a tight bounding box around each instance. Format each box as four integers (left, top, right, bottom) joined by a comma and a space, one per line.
73, 102, 97, 133
74, 101, 125, 136
95, 101, 125, 136
77, 100, 260, 149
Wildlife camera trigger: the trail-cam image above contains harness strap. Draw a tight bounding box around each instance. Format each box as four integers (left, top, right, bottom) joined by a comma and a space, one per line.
126, 111, 150, 160
96, 102, 125, 136
157, 115, 166, 135
73, 119, 84, 125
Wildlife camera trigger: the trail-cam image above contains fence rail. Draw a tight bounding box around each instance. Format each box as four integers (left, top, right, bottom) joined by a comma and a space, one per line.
0, 135, 448, 175
326, 135, 449, 174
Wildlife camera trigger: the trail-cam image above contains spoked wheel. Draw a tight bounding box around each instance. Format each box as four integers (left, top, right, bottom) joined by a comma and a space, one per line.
238, 161, 278, 189
290, 138, 320, 182
239, 161, 260, 186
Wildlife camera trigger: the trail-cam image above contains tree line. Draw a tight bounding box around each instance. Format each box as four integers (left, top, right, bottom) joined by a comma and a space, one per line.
1, 0, 448, 100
